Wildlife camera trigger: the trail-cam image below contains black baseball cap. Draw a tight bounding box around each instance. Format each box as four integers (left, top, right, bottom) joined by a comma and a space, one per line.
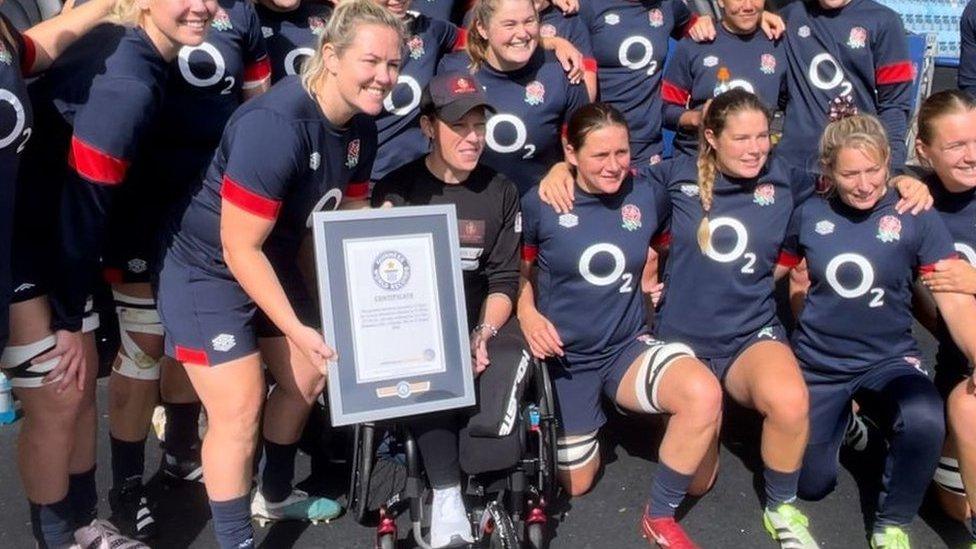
420, 72, 495, 123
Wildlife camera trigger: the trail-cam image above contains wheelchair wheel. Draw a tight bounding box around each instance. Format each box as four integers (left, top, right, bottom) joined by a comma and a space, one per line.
525, 522, 547, 549
483, 501, 518, 549
349, 423, 376, 524
534, 360, 559, 506
376, 532, 395, 549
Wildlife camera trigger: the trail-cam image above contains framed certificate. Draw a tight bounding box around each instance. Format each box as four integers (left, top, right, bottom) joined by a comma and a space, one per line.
311, 205, 475, 426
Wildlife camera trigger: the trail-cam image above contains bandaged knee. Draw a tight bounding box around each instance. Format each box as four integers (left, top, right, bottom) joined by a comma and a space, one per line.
634, 341, 695, 414
557, 430, 599, 471
82, 297, 100, 333
0, 336, 61, 388
934, 456, 967, 496
113, 292, 163, 381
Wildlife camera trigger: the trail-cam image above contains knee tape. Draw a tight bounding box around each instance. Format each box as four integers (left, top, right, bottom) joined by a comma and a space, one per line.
113, 292, 163, 381
634, 341, 695, 415
82, 297, 100, 333
934, 456, 967, 496
557, 430, 599, 471
0, 336, 62, 388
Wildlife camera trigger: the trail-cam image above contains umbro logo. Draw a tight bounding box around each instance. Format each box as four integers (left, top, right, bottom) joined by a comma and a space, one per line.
261, 26, 273, 38
815, 220, 834, 235
212, 334, 236, 352
680, 184, 699, 197
310, 152, 321, 170
558, 213, 578, 228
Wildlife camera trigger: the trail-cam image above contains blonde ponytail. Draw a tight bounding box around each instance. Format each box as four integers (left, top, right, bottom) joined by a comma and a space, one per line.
696, 143, 717, 253
108, 0, 141, 26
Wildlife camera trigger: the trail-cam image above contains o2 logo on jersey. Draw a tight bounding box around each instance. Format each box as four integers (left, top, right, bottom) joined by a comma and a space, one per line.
807, 52, 853, 98
704, 217, 757, 274
578, 243, 633, 293
486, 114, 536, 159
285, 47, 316, 76
824, 253, 885, 307
384, 75, 422, 116
178, 43, 235, 94
0, 89, 30, 153
304, 188, 343, 228
955, 242, 976, 265
618, 36, 658, 76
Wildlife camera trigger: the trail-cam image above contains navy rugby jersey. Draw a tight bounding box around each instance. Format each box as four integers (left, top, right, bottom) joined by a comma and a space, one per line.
926, 172, 976, 265
521, 174, 669, 364
23, 24, 169, 331
256, 1, 332, 83
777, 0, 914, 173
538, 3, 595, 74
412, 0, 463, 24
662, 25, 785, 158
372, 12, 464, 180
652, 155, 815, 358
438, 49, 588, 194
959, 0, 976, 97
781, 190, 956, 375
0, 17, 34, 349
578, 0, 694, 165
167, 76, 375, 275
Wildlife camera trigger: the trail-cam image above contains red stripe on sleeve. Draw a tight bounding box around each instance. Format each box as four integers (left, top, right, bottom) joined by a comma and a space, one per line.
175, 346, 211, 366
661, 80, 691, 106
346, 181, 369, 200
651, 231, 672, 249
522, 245, 538, 263
220, 175, 281, 220
682, 13, 700, 38
918, 253, 960, 275
582, 57, 597, 73
561, 123, 568, 140
68, 135, 129, 185
243, 56, 271, 87
777, 250, 802, 268
453, 28, 468, 52
875, 61, 915, 86
102, 267, 124, 284
19, 33, 36, 76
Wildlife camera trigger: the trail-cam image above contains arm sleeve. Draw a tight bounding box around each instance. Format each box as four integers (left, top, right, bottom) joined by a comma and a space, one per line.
960, 1, 976, 97
242, 2, 271, 88
650, 173, 673, 246
346, 121, 377, 201
50, 79, 158, 331
661, 42, 693, 130
484, 179, 521, 303
671, 0, 698, 40
871, 13, 914, 172
776, 207, 803, 268
789, 166, 818, 205
567, 17, 596, 73
11, 26, 36, 77
220, 110, 306, 219
917, 210, 959, 274
436, 20, 466, 54
520, 190, 540, 262
563, 72, 590, 126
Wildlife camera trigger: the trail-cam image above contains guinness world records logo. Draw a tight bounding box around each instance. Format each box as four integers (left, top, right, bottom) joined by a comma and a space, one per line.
372, 251, 411, 290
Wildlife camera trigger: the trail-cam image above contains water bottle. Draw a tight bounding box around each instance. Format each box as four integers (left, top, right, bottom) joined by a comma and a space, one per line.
0, 372, 18, 424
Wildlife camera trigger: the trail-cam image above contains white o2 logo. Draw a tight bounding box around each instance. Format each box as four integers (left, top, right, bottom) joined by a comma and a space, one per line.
578, 243, 633, 293
0, 89, 29, 152
955, 242, 976, 265
808, 53, 853, 97
179, 43, 235, 95
383, 75, 421, 116
304, 188, 343, 227
726, 79, 755, 93
486, 114, 536, 159
705, 217, 756, 274
825, 253, 884, 307
285, 47, 315, 76
618, 36, 658, 76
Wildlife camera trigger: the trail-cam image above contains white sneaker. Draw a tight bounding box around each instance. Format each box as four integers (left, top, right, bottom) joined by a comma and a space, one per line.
430, 485, 474, 548
250, 487, 342, 526
73, 519, 148, 549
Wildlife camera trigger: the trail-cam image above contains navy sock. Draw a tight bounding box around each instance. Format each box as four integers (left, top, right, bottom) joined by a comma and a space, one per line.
210, 495, 254, 549
29, 496, 75, 548
163, 402, 202, 459
260, 439, 298, 503
68, 467, 98, 528
764, 467, 800, 509
110, 436, 146, 487
648, 462, 692, 518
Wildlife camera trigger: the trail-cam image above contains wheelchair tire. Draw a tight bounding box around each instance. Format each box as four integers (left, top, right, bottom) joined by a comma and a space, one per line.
485, 501, 518, 549
350, 423, 376, 524
376, 532, 395, 549
525, 522, 547, 549
534, 361, 559, 506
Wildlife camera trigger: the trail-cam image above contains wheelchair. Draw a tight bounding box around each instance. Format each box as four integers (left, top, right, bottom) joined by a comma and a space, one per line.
347, 355, 560, 549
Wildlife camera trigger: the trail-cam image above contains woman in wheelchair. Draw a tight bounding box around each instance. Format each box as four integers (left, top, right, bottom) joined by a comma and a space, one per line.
517, 102, 723, 548
371, 71, 524, 548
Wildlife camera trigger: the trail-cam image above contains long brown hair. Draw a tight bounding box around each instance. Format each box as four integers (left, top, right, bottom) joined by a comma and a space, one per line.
695, 89, 770, 253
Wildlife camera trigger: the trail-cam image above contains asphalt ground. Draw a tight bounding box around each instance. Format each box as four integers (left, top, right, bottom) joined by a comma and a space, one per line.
0, 67, 968, 549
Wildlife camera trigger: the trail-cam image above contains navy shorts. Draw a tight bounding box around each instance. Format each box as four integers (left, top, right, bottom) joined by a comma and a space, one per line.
697, 323, 788, 381
548, 335, 654, 436
803, 355, 931, 446
158, 252, 319, 367
932, 322, 971, 399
